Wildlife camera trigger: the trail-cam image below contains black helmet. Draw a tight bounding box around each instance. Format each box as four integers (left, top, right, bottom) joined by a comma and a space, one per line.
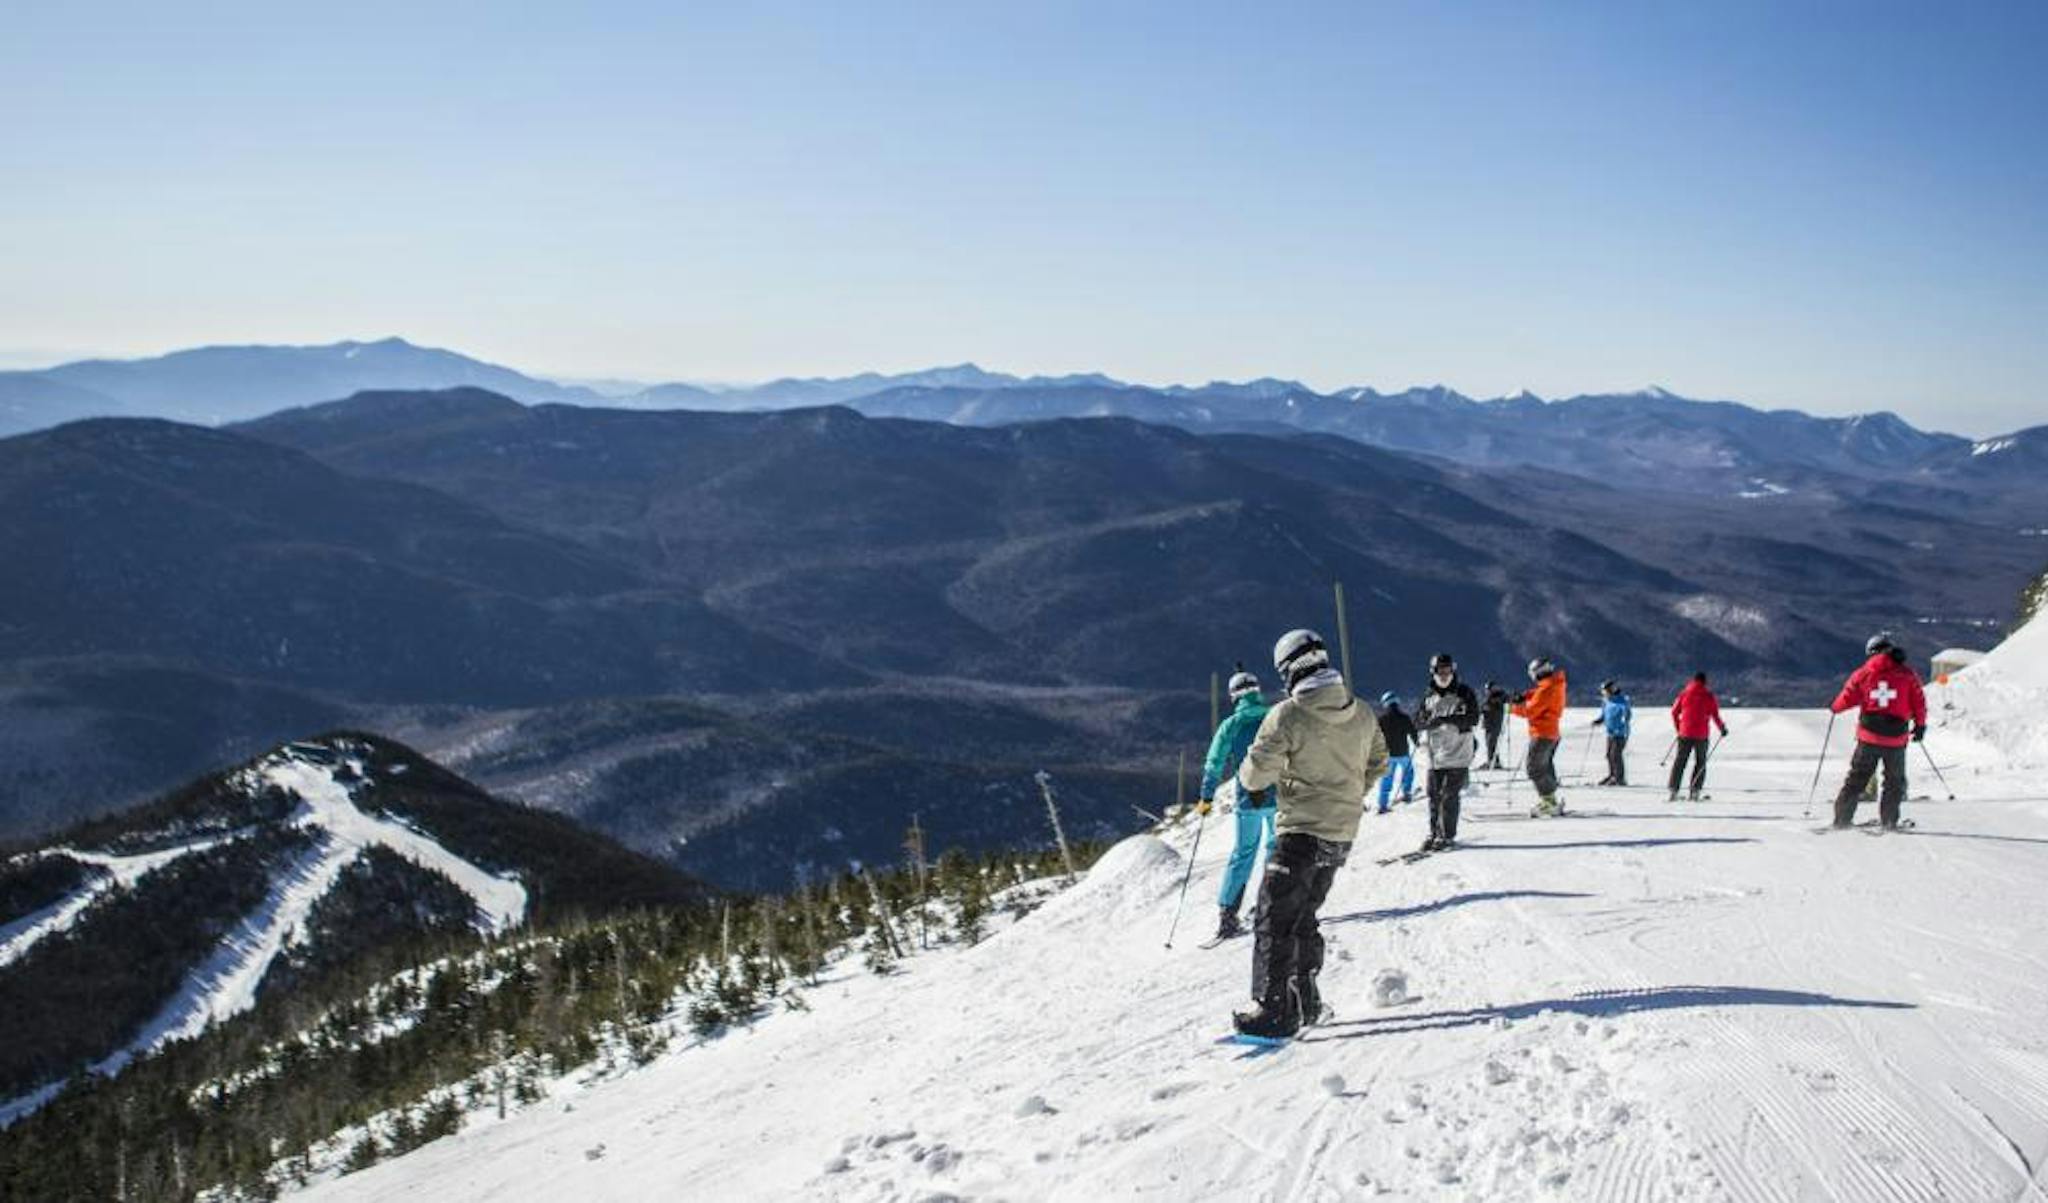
1865, 630, 1897, 656
1600, 678, 1618, 695
1429, 652, 1455, 675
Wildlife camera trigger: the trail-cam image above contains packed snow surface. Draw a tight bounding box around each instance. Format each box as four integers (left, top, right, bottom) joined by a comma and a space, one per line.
300, 692, 2048, 1202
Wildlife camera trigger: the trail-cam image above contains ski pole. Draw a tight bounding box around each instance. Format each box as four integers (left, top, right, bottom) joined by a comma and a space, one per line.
1575, 725, 1598, 783
1657, 737, 1677, 767
1802, 714, 1836, 818
1164, 802, 1209, 948
1692, 731, 1726, 796
1918, 740, 1955, 801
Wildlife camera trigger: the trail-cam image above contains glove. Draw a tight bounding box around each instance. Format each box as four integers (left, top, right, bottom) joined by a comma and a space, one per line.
1589, 716, 1603, 728
1911, 725, 1926, 743
1196, 799, 1213, 816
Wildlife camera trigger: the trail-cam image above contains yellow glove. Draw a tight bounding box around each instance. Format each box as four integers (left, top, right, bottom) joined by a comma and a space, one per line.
1196, 799, 1213, 817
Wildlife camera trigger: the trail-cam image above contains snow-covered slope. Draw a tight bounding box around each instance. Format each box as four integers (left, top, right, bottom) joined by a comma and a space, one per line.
98, 752, 528, 1073
1940, 611, 2048, 765
0, 732, 730, 1149
0, 837, 228, 968
300, 705, 2048, 1202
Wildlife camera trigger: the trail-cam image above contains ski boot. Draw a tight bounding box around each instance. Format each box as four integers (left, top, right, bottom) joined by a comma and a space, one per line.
1666, 789, 1680, 803
1295, 977, 1331, 1028
1534, 793, 1561, 817
1215, 908, 1243, 940
1232, 995, 1301, 1040
1419, 835, 1441, 853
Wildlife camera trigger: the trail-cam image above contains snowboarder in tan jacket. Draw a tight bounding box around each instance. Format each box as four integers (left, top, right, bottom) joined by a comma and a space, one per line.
1227, 628, 1390, 1039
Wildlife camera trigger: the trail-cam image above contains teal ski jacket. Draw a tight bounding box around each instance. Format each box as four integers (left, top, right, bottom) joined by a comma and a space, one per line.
1201, 694, 1273, 805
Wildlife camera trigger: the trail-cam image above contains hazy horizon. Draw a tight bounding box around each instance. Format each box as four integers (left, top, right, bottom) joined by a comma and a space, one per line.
5, 3, 2043, 435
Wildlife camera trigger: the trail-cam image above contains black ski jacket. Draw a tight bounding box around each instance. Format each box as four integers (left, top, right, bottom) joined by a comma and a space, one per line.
1482, 686, 1509, 728
1378, 705, 1419, 758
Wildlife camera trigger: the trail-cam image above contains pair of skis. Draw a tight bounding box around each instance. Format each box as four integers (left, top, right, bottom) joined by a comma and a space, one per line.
1373, 842, 1462, 867
1810, 818, 1919, 835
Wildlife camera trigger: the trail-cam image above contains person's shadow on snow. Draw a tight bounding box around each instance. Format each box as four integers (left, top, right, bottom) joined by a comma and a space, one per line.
1303, 986, 1914, 1041
1323, 889, 1593, 926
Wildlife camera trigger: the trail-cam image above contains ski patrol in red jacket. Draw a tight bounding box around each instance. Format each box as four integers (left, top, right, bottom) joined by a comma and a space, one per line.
1830, 651, 1927, 748
1670, 678, 1727, 741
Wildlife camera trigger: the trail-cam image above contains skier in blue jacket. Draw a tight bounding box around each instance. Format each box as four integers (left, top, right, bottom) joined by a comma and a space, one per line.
1376, 693, 1419, 811
1590, 679, 1633, 786
1196, 669, 1273, 940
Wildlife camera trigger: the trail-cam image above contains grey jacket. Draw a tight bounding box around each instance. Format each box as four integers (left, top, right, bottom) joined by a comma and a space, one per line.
1237, 675, 1390, 845
1415, 678, 1480, 769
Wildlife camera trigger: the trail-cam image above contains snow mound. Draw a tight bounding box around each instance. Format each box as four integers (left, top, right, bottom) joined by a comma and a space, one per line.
1371, 967, 1412, 1008
1943, 612, 2048, 764
1028, 834, 1182, 929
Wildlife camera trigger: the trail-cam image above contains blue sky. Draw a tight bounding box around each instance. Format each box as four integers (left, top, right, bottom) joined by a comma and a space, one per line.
3, 1, 2043, 433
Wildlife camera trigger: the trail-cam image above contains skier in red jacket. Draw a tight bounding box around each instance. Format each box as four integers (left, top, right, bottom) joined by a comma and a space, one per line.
1667, 672, 1728, 802
1829, 632, 1928, 830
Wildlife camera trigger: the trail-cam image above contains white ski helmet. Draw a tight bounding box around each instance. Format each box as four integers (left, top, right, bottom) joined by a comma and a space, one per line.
1227, 669, 1261, 700
1272, 628, 1329, 684
1527, 657, 1556, 681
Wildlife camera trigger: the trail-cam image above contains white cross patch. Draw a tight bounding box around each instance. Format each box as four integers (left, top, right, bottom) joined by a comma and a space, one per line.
1870, 682, 1898, 708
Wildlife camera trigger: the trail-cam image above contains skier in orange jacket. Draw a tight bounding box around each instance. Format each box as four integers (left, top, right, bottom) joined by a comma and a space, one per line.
1510, 657, 1568, 815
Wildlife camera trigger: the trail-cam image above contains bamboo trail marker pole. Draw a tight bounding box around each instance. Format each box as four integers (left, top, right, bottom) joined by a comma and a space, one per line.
1034, 770, 1078, 883
1333, 581, 1354, 685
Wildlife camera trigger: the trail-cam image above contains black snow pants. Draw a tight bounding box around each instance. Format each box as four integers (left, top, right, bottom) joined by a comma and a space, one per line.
1526, 736, 1559, 796
1427, 768, 1468, 843
1668, 737, 1710, 795
1833, 742, 1908, 828
1483, 718, 1505, 767
1249, 833, 1348, 1021
1605, 735, 1628, 786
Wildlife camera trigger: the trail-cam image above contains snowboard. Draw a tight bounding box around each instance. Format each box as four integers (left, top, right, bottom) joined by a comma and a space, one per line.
1216, 1032, 1291, 1055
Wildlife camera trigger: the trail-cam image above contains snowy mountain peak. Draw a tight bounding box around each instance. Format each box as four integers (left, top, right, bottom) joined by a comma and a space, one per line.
0, 733, 701, 1128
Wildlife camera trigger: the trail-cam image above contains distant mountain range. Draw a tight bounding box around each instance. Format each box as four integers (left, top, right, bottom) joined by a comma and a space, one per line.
3, 388, 2037, 888
4, 338, 2041, 505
